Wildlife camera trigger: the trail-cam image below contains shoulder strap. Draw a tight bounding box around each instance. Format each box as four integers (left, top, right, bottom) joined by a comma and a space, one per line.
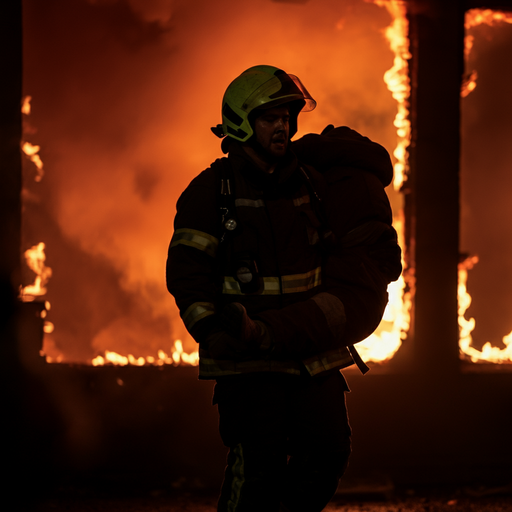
299, 165, 334, 245
210, 158, 238, 245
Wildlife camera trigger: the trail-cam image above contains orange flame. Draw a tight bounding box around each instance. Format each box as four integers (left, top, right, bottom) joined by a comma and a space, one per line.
373, 0, 411, 192
462, 9, 512, 97
357, 0, 411, 363
90, 340, 199, 367
20, 243, 55, 336
459, 10, 512, 364
21, 96, 45, 181
20, 242, 52, 299
21, 95, 32, 115
458, 256, 512, 363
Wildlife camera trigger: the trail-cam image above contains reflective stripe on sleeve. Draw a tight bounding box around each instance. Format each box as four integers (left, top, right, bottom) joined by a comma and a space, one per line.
222, 276, 281, 295
281, 266, 321, 293
170, 228, 219, 258
182, 302, 215, 331
340, 220, 391, 248
221, 267, 321, 296
198, 351, 302, 379
303, 347, 355, 377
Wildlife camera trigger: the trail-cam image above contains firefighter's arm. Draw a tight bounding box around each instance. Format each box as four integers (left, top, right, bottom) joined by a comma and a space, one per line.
166, 169, 258, 360
321, 166, 402, 345
166, 170, 222, 343
323, 223, 401, 345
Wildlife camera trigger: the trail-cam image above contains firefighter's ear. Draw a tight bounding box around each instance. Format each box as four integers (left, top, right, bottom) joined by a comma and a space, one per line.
211, 124, 226, 138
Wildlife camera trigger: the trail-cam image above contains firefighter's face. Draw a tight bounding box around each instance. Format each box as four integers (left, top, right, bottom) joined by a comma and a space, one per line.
253, 106, 290, 160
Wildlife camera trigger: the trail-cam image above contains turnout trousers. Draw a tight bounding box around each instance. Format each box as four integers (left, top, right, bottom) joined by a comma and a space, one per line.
214, 370, 352, 512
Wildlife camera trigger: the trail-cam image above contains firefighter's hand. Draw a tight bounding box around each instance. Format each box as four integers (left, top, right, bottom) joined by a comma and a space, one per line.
321, 124, 334, 135
205, 328, 252, 361
221, 302, 274, 354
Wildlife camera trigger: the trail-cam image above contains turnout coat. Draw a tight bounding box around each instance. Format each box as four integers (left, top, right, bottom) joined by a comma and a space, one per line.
166, 129, 401, 379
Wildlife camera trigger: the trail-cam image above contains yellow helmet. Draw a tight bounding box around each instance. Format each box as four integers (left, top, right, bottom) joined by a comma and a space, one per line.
213, 65, 316, 143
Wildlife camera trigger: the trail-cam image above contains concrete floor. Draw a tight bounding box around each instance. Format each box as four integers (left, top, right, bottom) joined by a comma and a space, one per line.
25, 485, 512, 512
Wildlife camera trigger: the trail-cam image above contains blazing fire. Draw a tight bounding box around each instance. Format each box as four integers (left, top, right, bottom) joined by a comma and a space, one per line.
458, 256, 512, 363
20, 242, 51, 299
459, 9, 512, 364
20, 242, 54, 335
21, 96, 45, 182
24, 0, 409, 367
91, 340, 199, 367
357, 0, 411, 363
462, 10, 512, 98
20, 96, 54, 338
373, 0, 411, 191
464, 9, 512, 57
84, 0, 412, 367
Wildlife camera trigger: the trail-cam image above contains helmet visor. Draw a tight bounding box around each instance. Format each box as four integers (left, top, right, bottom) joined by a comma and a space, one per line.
242, 73, 316, 114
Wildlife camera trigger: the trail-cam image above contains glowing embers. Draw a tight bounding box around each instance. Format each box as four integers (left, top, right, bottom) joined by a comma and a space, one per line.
460, 9, 512, 364
91, 340, 198, 367
357, 0, 411, 363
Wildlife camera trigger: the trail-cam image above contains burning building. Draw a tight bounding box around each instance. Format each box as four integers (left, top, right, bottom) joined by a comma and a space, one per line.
2, 0, 512, 498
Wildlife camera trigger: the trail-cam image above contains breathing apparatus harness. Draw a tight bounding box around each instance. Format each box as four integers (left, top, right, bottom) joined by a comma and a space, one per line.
211, 155, 331, 295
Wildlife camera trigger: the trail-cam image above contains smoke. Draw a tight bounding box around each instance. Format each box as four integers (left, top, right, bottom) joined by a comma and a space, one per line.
87, 0, 177, 27
23, 0, 397, 362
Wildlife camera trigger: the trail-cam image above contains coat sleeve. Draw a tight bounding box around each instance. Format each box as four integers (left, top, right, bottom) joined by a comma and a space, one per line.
321, 166, 402, 345
166, 168, 221, 343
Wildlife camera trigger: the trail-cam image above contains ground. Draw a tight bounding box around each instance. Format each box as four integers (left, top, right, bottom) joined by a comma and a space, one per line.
25, 484, 512, 512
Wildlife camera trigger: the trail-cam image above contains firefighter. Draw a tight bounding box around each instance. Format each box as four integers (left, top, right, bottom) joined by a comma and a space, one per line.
166, 65, 400, 511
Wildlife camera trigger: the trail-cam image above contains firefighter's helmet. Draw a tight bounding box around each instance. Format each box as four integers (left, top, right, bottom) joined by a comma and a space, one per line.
213, 65, 316, 143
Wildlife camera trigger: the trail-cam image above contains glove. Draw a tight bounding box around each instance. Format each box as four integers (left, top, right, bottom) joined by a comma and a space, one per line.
221, 302, 274, 354
205, 327, 253, 361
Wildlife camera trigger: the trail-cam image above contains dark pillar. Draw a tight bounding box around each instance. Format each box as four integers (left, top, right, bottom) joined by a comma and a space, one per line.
0, 3, 22, 306
406, 0, 465, 374
0, 0, 25, 502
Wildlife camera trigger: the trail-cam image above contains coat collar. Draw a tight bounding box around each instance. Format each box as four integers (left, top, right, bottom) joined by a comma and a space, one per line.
227, 142, 300, 191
